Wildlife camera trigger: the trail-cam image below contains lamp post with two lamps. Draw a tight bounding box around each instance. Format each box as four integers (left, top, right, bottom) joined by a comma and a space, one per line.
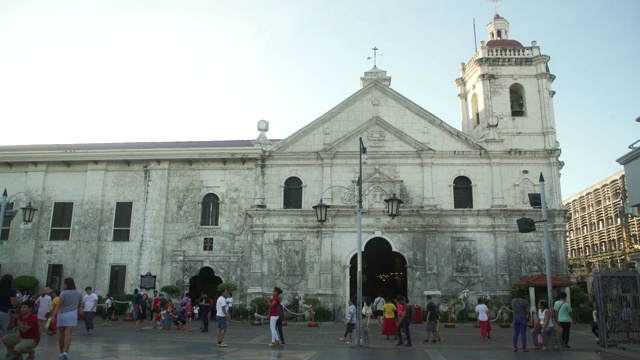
0, 189, 39, 239
516, 173, 553, 306
312, 137, 403, 347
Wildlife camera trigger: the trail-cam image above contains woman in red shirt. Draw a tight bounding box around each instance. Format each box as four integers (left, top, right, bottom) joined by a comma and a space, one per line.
263, 287, 283, 347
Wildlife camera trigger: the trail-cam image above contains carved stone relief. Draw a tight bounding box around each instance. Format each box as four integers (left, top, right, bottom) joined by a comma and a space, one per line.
277, 240, 305, 287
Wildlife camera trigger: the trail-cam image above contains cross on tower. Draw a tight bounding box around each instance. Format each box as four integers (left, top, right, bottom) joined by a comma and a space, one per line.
368, 46, 380, 69
488, 0, 502, 15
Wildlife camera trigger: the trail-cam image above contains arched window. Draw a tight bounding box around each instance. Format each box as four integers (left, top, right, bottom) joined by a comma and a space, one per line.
509, 83, 525, 116
453, 176, 473, 209
283, 177, 303, 209
471, 93, 479, 127
201, 193, 220, 226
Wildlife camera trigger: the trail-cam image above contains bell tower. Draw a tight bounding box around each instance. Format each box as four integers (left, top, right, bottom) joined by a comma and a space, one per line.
455, 14, 559, 151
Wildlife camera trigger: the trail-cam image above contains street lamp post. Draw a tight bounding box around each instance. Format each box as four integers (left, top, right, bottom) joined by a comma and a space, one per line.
356, 137, 365, 347
0, 189, 38, 235
539, 174, 554, 307
516, 173, 553, 306
313, 137, 403, 347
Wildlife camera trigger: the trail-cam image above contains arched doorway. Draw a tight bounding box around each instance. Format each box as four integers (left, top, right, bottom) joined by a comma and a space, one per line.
349, 237, 407, 300
189, 266, 223, 300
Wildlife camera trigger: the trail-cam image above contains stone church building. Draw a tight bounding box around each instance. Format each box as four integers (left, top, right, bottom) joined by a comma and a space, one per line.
0, 14, 566, 310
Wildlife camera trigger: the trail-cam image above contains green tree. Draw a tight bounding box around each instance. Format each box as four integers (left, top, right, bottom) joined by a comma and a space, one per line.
217, 283, 237, 292
13, 275, 39, 294
160, 285, 180, 298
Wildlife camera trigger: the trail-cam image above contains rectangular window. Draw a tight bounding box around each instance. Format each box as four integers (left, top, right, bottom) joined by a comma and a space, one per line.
50, 202, 74, 240
1, 202, 14, 241
113, 202, 133, 241
109, 265, 126, 296
46, 264, 63, 290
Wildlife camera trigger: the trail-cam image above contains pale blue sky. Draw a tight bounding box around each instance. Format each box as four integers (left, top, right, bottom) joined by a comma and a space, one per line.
0, 0, 638, 199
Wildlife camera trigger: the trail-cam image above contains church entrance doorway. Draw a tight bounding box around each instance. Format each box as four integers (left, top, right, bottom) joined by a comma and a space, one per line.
189, 266, 223, 300
349, 237, 407, 301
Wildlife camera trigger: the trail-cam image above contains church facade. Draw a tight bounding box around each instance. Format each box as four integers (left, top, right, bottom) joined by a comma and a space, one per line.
0, 14, 566, 310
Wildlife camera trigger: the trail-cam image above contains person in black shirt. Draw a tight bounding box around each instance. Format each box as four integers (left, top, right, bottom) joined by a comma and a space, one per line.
423, 295, 438, 343
198, 291, 211, 332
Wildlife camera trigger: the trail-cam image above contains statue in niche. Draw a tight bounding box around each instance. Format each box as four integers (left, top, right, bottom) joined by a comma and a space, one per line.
519, 179, 535, 205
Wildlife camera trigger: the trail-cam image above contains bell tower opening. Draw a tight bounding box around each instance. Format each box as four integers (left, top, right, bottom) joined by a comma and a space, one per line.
349, 237, 407, 300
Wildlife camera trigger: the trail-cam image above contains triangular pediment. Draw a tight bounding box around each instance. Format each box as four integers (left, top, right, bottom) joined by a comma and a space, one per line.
320, 117, 432, 154
270, 81, 485, 153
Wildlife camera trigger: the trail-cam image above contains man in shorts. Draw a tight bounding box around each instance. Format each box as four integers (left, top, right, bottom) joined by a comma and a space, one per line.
215, 289, 230, 347
3, 299, 40, 359
423, 295, 438, 343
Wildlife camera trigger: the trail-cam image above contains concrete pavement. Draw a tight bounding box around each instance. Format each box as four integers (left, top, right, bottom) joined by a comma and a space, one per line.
19, 318, 640, 359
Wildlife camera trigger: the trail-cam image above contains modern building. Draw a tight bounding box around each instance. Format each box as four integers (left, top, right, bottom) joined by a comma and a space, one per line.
564, 171, 640, 284
0, 13, 566, 310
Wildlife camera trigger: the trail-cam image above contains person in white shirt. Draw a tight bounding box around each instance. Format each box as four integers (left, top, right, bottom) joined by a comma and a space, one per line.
475, 297, 490, 340
373, 294, 384, 325
226, 292, 234, 323
81, 287, 98, 335
215, 289, 230, 347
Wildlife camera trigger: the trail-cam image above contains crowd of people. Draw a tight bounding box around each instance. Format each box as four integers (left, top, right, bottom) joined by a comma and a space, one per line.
1, 273, 631, 357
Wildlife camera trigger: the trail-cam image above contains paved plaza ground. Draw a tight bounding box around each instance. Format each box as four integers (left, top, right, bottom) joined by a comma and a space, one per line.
19, 318, 640, 359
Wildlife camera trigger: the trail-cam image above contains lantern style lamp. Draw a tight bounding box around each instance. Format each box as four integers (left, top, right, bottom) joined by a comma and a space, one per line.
384, 193, 404, 219
20, 202, 38, 223
312, 200, 330, 223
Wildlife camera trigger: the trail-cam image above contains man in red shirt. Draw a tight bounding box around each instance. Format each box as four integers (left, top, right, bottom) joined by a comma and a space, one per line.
3, 299, 40, 359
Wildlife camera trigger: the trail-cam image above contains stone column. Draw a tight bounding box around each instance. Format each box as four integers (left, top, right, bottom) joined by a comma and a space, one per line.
421, 156, 435, 205
491, 161, 506, 207
138, 163, 170, 283
318, 227, 334, 294
247, 225, 265, 294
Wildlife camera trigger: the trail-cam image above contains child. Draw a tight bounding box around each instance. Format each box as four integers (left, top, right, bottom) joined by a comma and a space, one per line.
161, 305, 172, 330
185, 303, 194, 331
153, 311, 162, 330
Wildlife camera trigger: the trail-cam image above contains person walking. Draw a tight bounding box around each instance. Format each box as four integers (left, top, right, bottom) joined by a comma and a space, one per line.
591, 305, 599, 341
476, 297, 490, 340
36, 288, 52, 334
362, 297, 373, 329
81, 286, 98, 335
395, 297, 412, 347
381, 297, 397, 341
215, 288, 230, 347
373, 294, 384, 325
276, 299, 286, 345
531, 300, 554, 350
423, 295, 438, 343
0, 274, 18, 358
339, 297, 357, 344
103, 293, 113, 327
553, 291, 575, 348
264, 287, 282, 347
483, 298, 492, 339
511, 289, 530, 352
53, 277, 83, 360
47, 290, 61, 335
